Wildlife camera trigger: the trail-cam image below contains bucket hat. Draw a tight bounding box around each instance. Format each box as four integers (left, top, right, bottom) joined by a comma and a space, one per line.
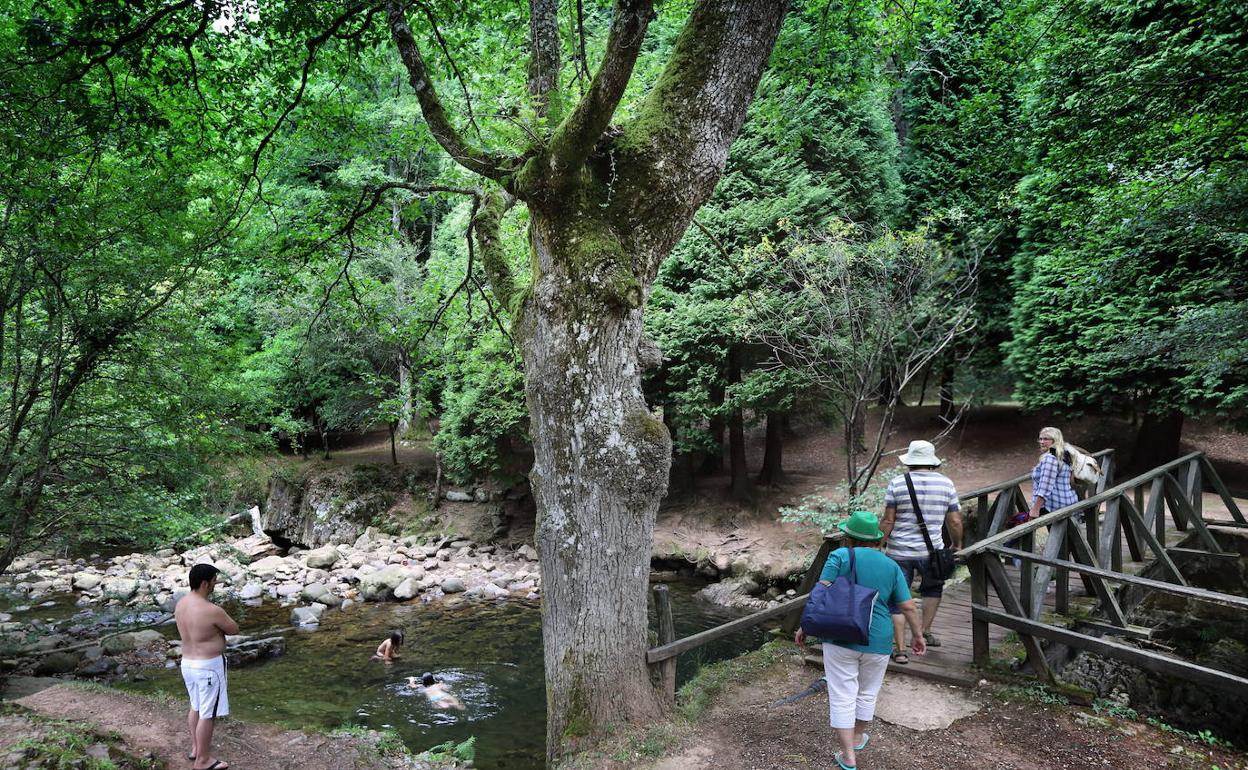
899, 439, 942, 467
838, 510, 885, 541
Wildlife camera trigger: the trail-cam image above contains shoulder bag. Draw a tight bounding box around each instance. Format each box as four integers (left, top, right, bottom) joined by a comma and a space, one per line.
904, 472, 957, 581
799, 547, 878, 645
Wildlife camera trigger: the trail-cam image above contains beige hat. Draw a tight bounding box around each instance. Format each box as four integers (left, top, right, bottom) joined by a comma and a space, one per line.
899, 440, 942, 466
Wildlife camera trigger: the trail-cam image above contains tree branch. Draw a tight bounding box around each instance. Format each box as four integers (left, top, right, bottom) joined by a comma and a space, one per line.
386, 0, 517, 182
528, 0, 562, 120
472, 188, 520, 313
615, 0, 788, 254
533, 0, 653, 191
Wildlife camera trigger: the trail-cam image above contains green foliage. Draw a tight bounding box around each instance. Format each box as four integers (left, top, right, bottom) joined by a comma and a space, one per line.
676, 639, 791, 722
415, 736, 477, 764
1006, 0, 1248, 423
780, 474, 892, 534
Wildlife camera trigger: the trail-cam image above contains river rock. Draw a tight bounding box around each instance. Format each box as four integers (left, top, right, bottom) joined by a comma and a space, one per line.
248, 555, 289, 577
99, 576, 137, 601
238, 582, 264, 600
445, 490, 473, 502
360, 565, 414, 601
276, 583, 303, 598
305, 546, 340, 570
31, 634, 65, 652
440, 577, 467, 594
0, 613, 10, 623
78, 657, 116, 676
301, 582, 329, 602
393, 578, 418, 601
291, 606, 322, 626
72, 572, 103, 591
103, 629, 164, 654
35, 651, 81, 675
517, 544, 538, 561
468, 583, 509, 600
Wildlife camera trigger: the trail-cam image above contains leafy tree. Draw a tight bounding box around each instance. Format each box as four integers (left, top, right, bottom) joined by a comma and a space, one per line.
1007, 0, 1248, 467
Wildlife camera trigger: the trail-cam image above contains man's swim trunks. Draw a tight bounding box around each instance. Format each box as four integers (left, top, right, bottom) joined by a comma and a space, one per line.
181, 655, 229, 718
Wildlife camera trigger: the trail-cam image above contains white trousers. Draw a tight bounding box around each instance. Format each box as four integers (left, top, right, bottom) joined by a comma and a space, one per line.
822, 643, 890, 729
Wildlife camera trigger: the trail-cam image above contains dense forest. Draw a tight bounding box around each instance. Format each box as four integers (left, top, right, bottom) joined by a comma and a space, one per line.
2, 0, 1246, 758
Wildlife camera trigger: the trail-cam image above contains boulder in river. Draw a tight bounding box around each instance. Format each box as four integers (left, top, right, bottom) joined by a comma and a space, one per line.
101, 578, 138, 601
440, 577, 467, 594
72, 572, 103, 591
304, 546, 340, 570
35, 651, 81, 675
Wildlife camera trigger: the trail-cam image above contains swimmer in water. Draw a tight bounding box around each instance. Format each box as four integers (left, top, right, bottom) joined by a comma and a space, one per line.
372, 631, 403, 663
406, 672, 465, 711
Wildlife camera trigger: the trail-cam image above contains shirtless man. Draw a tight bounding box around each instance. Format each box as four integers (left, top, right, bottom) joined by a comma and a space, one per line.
175, 563, 238, 770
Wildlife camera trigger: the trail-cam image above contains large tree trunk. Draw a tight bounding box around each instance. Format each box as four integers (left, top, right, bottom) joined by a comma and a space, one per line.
756, 411, 785, 485
1131, 409, 1184, 471
520, 214, 673, 760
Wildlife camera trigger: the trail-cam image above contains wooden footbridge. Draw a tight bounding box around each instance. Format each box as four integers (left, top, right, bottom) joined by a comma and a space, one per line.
646, 450, 1248, 697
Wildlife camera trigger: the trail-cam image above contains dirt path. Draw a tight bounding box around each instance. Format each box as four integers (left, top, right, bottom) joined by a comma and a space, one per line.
12, 684, 426, 770
614, 653, 1248, 770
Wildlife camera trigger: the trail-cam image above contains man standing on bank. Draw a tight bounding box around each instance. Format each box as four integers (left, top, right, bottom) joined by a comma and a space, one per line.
175, 563, 239, 770
881, 440, 963, 661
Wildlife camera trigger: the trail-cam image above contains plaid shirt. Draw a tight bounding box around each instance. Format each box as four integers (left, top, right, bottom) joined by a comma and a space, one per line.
1032, 452, 1079, 510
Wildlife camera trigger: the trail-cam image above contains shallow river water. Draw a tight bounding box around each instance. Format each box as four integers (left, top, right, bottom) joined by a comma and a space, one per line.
112, 581, 768, 769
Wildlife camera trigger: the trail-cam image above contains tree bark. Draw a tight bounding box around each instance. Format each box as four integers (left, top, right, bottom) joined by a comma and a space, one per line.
519, 213, 673, 760
1131, 409, 1184, 471
757, 411, 785, 485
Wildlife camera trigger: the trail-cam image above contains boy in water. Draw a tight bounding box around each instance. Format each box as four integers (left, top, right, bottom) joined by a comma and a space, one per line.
407, 673, 465, 711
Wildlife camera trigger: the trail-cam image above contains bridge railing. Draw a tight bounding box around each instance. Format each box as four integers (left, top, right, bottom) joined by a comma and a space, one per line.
957, 451, 1248, 694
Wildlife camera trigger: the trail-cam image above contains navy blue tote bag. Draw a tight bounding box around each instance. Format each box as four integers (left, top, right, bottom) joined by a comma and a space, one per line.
799, 547, 879, 645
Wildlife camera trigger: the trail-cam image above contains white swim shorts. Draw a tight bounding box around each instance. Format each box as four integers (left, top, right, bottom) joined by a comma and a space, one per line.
181, 655, 229, 718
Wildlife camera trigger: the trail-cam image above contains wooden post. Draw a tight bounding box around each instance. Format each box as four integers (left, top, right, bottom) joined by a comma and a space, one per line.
1020, 530, 1035, 618
653, 584, 676, 703
1055, 522, 1070, 615
1199, 455, 1246, 523
971, 553, 990, 666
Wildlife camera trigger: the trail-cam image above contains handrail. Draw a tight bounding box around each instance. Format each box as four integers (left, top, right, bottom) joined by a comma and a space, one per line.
646, 592, 809, 664
958, 451, 1202, 557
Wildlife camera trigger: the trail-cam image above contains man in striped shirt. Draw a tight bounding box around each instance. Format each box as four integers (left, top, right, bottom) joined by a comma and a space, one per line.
880, 440, 962, 662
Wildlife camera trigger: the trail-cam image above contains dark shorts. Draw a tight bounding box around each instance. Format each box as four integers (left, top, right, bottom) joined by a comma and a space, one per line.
888, 556, 945, 613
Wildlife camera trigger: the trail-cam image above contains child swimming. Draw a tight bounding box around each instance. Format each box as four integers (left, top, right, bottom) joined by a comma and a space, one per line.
406, 672, 465, 711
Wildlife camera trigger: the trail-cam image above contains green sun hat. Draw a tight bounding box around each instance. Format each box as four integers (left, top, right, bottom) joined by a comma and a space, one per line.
838, 510, 884, 541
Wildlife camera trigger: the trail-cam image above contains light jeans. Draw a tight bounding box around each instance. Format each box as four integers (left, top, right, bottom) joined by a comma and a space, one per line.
822, 643, 890, 729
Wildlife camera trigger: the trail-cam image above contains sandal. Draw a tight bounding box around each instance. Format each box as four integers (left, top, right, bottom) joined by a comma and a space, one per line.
923, 631, 941, 648
890, 647, 909, 664
833, 751, 856, 770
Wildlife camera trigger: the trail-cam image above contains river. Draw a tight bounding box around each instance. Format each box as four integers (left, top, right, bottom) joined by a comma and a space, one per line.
111, 581, 770, 769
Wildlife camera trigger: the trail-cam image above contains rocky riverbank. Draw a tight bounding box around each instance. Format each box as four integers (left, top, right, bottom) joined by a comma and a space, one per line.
0, 527, 542, 679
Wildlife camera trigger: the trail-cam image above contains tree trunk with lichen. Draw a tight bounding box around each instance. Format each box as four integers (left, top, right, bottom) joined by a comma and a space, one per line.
517, 202, 673, 756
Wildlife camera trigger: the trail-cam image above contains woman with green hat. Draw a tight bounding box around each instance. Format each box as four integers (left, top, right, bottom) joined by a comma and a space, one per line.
794, 510, 926, 770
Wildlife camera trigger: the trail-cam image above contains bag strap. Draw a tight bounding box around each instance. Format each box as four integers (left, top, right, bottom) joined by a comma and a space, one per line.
846, 546, 857, 582
904, 472, 939, 558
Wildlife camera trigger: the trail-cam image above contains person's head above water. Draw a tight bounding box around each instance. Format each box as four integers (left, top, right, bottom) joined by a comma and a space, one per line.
390, 630, 403, 647
421, 672, 435, 687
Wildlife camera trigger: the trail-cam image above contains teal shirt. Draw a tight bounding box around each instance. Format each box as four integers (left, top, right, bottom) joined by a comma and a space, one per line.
817, 547, 911, 655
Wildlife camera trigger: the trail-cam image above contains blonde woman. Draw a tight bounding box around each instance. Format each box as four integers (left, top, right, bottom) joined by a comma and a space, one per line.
1026, 427, 1080, 519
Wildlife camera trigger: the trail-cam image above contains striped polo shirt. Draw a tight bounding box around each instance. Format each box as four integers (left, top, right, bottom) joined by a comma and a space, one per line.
884, 470, 960, 560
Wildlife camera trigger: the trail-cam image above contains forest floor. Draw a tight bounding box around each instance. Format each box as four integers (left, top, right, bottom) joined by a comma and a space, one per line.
300, 404, 1248, 583
570, 645, 1248, 770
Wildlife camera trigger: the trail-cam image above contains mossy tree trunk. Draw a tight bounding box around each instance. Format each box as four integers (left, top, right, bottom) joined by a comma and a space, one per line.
388, 0, 789, 761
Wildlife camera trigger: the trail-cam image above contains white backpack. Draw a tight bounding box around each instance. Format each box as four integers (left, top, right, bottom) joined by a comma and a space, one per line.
1065, 445, 1102, 487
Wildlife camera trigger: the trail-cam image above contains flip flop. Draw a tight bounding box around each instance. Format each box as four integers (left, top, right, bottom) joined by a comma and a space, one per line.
834, 751, 856, 770
855, 733, 870, 751
194, 761, 228, 770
